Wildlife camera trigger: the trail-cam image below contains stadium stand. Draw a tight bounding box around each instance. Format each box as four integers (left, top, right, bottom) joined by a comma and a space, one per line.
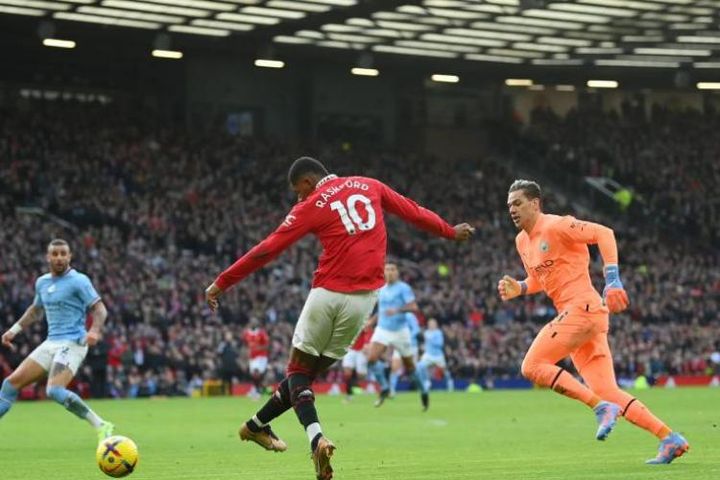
1, 101, 718, 397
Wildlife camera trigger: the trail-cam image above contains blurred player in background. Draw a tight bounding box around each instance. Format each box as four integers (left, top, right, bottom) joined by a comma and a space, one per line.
498, 180, 689, 465
341, 321, 372, 402
243, 319, 269, 400
0, 239, 114, 441
418, 318, 454, 392
367, 263, 430, 411
205, 157, 474, 479
389, 311, 420, 397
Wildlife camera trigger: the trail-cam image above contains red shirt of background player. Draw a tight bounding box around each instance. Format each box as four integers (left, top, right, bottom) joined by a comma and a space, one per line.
242, 328, 269, 359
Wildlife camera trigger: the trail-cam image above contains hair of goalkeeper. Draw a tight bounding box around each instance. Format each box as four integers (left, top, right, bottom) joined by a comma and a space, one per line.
508, 179, 542, 202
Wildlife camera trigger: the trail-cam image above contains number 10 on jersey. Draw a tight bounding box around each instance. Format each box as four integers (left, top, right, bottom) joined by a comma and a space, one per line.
331, 194, 376, 235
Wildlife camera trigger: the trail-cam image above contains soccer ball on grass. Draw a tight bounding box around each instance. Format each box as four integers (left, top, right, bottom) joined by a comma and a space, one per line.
96, 435, 139, 477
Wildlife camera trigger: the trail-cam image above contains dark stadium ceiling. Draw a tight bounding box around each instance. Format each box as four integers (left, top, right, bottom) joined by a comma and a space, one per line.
3, 0, 720, 70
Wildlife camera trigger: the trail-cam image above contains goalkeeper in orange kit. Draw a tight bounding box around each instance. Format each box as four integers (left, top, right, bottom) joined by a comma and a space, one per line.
498, 179, 689, 465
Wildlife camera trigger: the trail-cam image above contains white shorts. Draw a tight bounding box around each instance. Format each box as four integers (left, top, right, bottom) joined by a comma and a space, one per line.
371, 326, 414, 358
342, 349, 368, 376
249, 356, 268, 374
392, 345, 419, 363
293, 287, 378, 359
420, 352, 447, 369
29, 339, 88, 375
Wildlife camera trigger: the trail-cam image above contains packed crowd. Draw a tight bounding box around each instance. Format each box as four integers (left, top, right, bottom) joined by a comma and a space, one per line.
0, 102, 718, 398
520, 104, 720, 246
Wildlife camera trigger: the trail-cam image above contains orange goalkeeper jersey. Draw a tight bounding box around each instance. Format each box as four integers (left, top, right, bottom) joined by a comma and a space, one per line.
515, 213, 618, 312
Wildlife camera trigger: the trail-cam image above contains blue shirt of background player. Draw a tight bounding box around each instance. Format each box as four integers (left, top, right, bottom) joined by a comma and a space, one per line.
377, 281, 415, 332
407, 313, 420, 348
424, 329, 445, 357
33, 268, 101, 342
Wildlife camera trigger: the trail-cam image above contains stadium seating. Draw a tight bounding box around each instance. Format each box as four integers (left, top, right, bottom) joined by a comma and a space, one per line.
1, 102, 718, 397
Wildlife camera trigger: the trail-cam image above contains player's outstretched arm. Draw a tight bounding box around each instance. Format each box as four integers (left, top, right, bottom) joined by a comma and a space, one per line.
379, 181, 474, 241
1, 304, 43, 351
453, 223, 475, 242
205, 205, 312, 312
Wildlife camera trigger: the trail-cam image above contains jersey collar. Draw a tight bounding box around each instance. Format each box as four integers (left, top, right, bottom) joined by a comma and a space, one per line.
316, 174, 338, 188
528, 213, 547, 238
52, 267, 74, 278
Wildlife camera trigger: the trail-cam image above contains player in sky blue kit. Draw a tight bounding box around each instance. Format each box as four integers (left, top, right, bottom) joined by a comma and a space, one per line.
389, 312, 421, 397
366, 263, 430, 410
418, 318, 454, 392
0, 239, 114, 441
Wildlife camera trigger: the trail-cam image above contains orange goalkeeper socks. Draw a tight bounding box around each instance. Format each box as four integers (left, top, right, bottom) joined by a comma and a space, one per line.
549, 368, 601, 407
623, 399, 672, 439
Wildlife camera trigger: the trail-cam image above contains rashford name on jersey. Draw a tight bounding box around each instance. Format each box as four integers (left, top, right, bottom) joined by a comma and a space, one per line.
313, 179, 370, 208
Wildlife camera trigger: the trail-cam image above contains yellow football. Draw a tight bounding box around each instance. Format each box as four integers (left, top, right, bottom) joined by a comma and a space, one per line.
96, 435, 139, 478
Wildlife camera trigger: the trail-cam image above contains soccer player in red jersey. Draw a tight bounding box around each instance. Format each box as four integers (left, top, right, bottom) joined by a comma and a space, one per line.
205, 157, 473, 479
242, 319, 270, 399
498, 180, 689, 465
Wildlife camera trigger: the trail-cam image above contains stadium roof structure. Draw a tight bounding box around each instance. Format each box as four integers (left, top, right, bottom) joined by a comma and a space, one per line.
2, 0, 720, 72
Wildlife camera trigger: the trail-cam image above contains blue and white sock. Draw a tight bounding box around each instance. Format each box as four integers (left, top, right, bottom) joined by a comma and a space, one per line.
389, 371, 400, 396
0, 379, 18, 418
445, 371, 455, 392
370, 361, 389, 391
414, 361, 430, 394
47, 385, 104, 428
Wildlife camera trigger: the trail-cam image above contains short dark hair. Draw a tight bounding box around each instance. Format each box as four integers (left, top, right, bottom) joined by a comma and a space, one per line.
48, 238, 70, 250
288, 156, 329, 185
508, 179, 542, 201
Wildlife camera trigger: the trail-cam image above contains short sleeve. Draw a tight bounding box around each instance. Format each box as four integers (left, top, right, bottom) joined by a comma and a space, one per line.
401, 283, 416, 304
33, 278, 44, 308
78, 275, 101, 309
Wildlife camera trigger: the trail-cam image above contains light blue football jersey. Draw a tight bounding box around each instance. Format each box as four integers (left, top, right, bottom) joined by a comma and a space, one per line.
33, 268, 100, 341
377, 281, 415, 332
424, 329, 445, 357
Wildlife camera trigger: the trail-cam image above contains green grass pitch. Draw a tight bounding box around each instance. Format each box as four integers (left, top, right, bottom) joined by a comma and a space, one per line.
1, 388, 718, 479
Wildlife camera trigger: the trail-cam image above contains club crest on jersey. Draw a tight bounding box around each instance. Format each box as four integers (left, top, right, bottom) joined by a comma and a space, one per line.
48, 284, 57, 294
539, 240, 549, 253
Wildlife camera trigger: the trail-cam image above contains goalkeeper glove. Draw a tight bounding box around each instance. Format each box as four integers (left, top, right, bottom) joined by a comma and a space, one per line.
603, 265, 629, 313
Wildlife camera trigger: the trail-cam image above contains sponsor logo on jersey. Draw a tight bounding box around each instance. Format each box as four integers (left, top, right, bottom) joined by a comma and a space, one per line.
532, 259, 555, 277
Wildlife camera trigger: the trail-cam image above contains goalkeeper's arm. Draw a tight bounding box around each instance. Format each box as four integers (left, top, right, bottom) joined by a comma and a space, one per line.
498, 274, 541, 301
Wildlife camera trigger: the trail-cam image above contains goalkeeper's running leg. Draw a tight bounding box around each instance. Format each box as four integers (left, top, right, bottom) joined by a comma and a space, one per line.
572, 331, 689, 463
520, 309, 621, 440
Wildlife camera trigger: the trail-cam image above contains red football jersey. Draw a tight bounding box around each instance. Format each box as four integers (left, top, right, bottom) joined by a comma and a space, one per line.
242, 328, 269, 359
215, 175, 456, 293
350, 326, 373, 351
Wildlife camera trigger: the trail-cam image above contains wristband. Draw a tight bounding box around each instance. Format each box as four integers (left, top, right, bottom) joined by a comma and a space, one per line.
9, 323, 22, 335
519, 281, 528, 296
604, 264, 619, 279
